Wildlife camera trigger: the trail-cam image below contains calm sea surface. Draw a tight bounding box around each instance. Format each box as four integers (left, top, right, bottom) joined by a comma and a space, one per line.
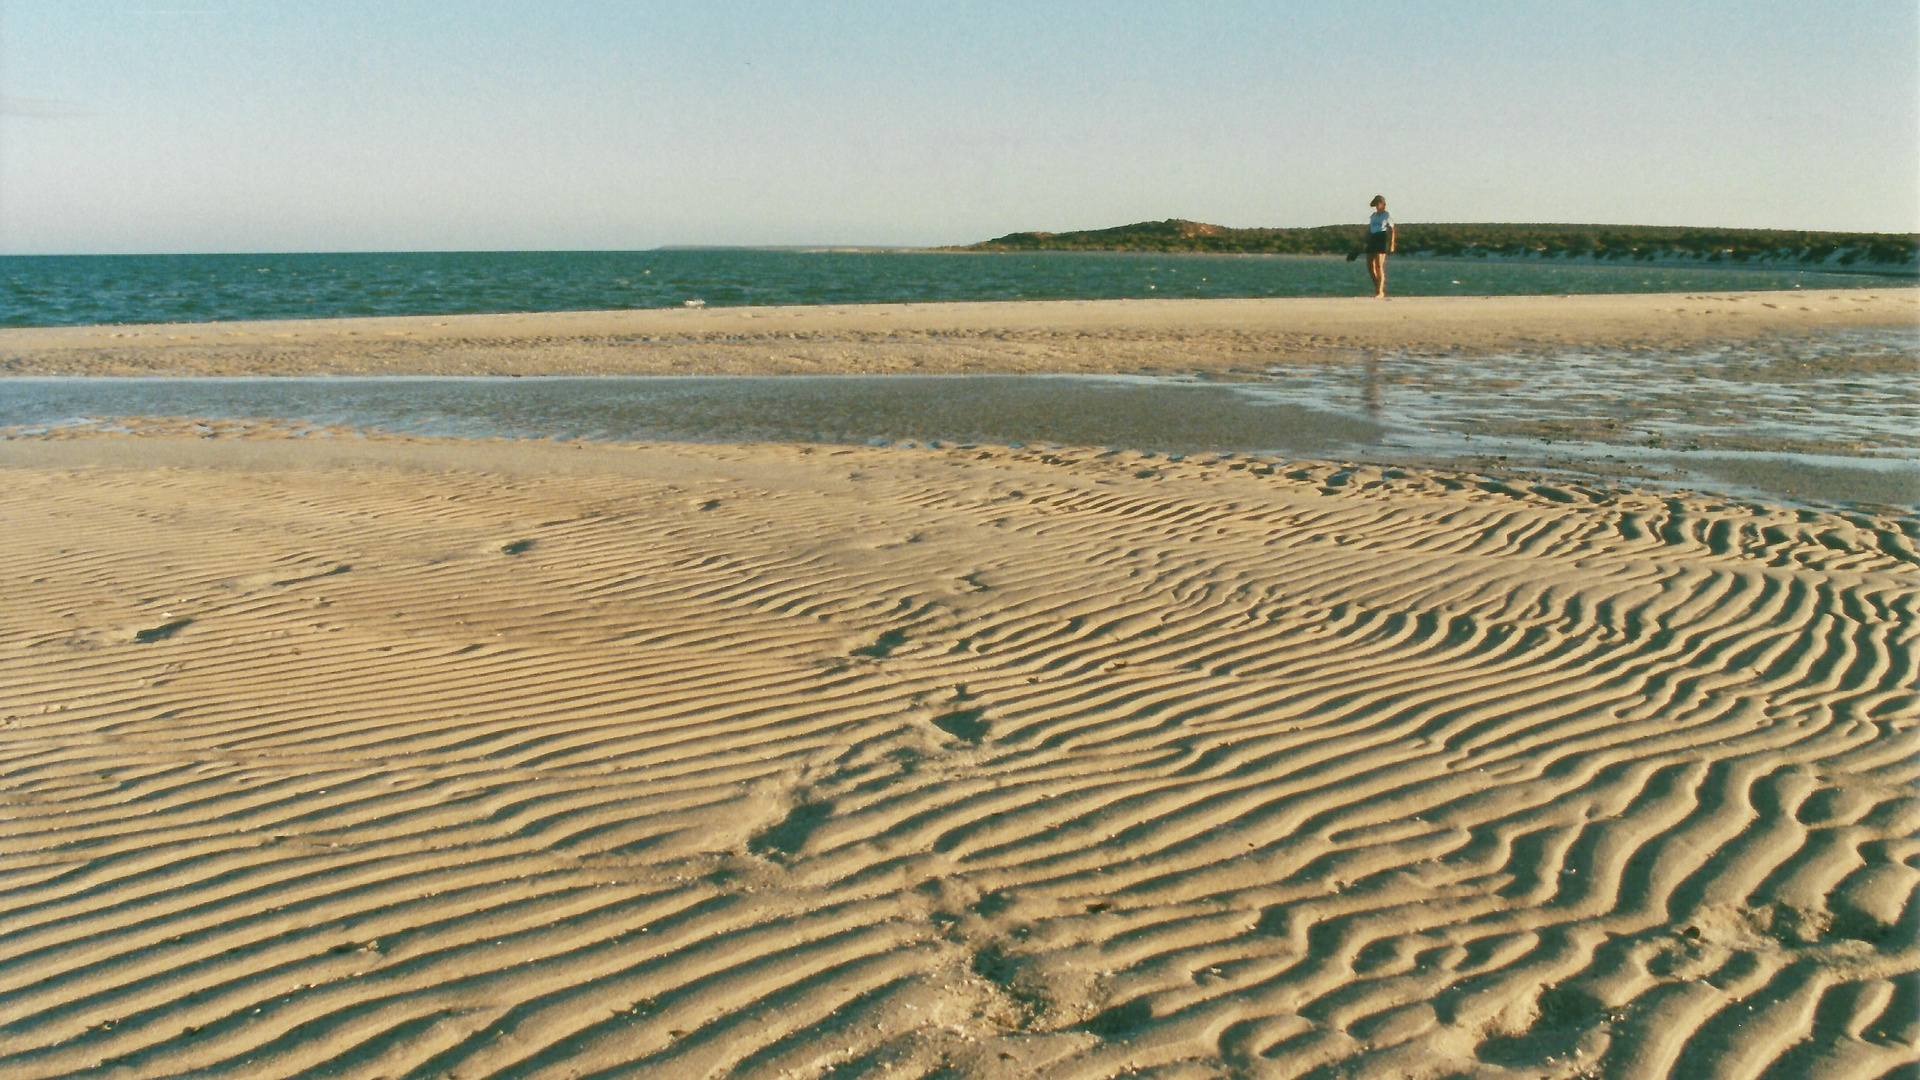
4, 249, 1912, 327
5, 251, 1914, 510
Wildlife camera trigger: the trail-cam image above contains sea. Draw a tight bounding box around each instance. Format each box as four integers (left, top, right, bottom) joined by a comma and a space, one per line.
3, 249, 1913, 327
2, 250, 1915, 513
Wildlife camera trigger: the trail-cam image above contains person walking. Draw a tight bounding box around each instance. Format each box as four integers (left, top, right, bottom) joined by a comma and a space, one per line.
1366, 195, 1395, 298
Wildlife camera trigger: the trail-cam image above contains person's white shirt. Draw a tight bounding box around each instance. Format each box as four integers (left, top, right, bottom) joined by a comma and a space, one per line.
1369, 211, 1393, 233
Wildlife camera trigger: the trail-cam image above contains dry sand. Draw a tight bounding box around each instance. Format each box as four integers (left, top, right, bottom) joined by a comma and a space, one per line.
4, 288, 1916, 376
2, 423, 1916, 1079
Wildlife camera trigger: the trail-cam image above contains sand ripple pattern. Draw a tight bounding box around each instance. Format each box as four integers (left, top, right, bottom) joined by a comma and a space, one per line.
1, 437, 1915, 1080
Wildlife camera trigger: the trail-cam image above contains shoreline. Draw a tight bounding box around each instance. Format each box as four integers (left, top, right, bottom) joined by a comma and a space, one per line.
937, 247, 1920, 273
3, 288, 1915, 378
8, 417, 1917, 519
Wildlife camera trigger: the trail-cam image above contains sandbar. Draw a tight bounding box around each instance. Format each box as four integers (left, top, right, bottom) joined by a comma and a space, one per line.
2, 290, 1916, 1077
3, 288, 1915, 376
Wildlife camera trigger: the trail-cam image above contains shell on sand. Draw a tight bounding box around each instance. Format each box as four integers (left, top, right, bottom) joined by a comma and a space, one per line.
0, 431, 1915, 1080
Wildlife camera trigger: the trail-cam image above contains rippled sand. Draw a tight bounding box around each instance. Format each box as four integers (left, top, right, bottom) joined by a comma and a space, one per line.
2, 429, 1915, 1079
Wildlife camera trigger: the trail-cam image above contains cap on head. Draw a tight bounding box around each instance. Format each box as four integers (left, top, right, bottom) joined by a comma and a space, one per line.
1370, 195, 1386, 208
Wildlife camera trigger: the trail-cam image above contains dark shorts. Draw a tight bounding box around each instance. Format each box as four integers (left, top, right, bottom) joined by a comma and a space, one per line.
1367, 230, 1391, 255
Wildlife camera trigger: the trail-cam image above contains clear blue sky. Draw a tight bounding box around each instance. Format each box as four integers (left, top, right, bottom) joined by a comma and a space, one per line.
3, 1, 1916, 253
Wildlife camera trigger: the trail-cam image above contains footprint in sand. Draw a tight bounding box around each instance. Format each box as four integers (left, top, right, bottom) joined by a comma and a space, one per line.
931, 707, 989, 744
133, 618, 193, 643
851, 628, 909, 658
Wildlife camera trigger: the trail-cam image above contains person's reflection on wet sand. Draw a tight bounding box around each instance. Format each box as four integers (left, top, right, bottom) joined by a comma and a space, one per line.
1360, 352, 1381, 417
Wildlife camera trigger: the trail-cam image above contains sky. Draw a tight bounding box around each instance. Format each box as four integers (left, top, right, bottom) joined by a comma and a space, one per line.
2, 1, 1917, 254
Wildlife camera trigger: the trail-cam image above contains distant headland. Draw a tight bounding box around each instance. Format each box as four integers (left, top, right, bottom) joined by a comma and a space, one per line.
950, 218, 1918, 269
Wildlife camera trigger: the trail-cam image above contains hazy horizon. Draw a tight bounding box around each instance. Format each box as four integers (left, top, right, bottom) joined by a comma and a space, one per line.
4, 1, 1917, 255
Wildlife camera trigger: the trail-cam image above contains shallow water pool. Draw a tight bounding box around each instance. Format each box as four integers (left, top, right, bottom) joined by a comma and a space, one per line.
3, 327, 1915, 513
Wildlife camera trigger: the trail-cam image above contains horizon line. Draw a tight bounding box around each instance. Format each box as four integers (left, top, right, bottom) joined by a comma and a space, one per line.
5, 219, 1918, 259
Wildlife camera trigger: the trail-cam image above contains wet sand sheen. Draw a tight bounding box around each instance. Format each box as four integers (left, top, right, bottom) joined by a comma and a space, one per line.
1, 431, 1915, 1079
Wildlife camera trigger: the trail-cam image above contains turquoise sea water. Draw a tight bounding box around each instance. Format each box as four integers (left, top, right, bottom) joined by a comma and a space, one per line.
3, 249, 1911, 327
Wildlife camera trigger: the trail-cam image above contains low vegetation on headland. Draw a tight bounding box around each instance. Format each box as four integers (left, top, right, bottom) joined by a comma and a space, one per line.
953, 218, 1919, 267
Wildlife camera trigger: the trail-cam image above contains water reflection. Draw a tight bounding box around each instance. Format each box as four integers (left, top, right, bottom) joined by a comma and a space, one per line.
1359, 353, 1382, 418
0, 375, 1383, 458
2, 328, 1915, 512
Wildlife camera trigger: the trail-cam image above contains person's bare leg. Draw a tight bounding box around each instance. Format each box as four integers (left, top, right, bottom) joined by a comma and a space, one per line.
1368, 253, 1385, 297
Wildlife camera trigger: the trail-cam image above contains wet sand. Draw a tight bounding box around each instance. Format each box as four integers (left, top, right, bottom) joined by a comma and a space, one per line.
3, 288, 1916, 376
2, 427, 1916, 1079
3, 292, 1917, 1078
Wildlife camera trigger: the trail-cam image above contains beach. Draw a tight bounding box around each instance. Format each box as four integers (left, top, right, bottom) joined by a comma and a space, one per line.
4, 288, 1916, 377
2, 293, 1917, 1079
